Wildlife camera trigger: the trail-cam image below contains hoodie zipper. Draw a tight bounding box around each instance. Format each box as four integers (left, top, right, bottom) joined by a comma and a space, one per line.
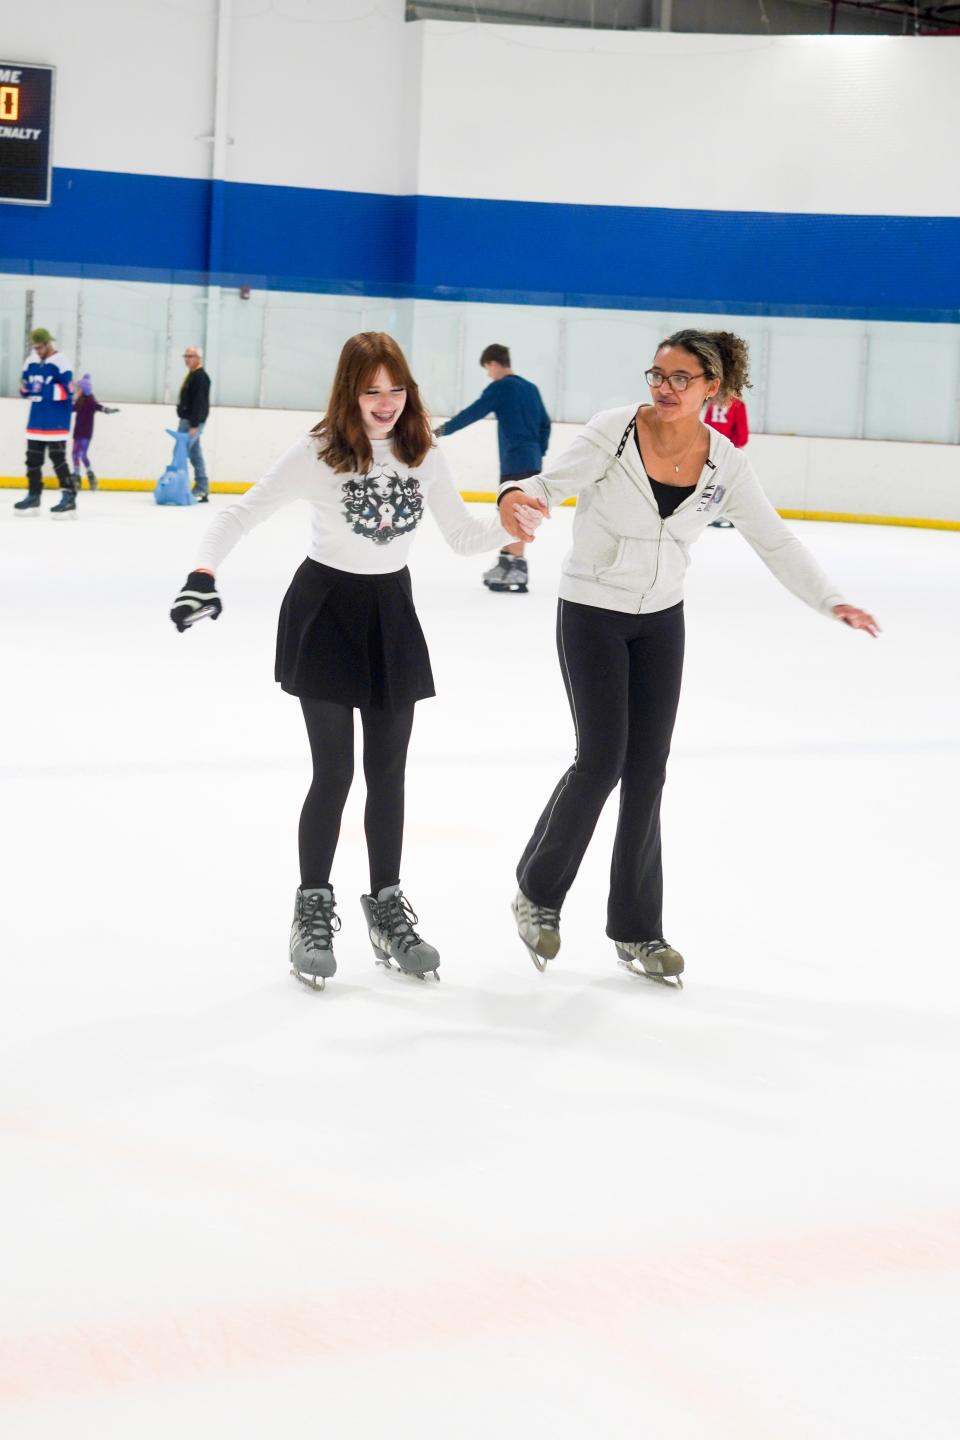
638, 518, 665, 614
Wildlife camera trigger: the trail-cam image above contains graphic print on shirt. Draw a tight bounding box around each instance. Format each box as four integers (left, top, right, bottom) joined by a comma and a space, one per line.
341, 466, 424, 545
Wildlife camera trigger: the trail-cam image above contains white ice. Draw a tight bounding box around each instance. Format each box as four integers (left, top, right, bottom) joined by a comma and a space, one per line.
1, 487, 958, 1438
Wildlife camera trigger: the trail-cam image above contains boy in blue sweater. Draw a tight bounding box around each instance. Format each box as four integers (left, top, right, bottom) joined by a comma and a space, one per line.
14, 327, 77, 515
435, 344, 550, 593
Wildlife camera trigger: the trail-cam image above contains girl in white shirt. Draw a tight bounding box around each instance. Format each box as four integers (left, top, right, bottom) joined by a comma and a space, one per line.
171, 332, 524, 989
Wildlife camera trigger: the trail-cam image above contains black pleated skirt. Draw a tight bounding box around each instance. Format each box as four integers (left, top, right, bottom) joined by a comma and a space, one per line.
275, 559, 436, 710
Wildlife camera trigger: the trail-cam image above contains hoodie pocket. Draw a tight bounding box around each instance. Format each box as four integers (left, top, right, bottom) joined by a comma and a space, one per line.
596, 535, 662, 590
564, 524, 620, 579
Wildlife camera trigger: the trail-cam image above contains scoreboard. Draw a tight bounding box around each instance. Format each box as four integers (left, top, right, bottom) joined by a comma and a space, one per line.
0, 62, 54, 206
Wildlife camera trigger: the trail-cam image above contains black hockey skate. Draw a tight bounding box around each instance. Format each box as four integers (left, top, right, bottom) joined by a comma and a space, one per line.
616, 940, 684, 989
290, 885, 340, 990
86, 470, 98, 491
361, 884, 440, 981
14, 493, 41, 513
50, 489, 77, 516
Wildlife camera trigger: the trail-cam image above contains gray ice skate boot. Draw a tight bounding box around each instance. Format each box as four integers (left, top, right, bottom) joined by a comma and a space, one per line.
14, 492, 42, 513
512, 889, 561, 972
290, 885, 340, 990
361, 884, 440, 980
487, 554, 528, 594
615, 939, 684, 989
483, 552, 511, 588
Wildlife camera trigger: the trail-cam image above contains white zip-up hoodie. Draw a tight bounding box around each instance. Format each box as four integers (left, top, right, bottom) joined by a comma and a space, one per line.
502, 405, 845, 618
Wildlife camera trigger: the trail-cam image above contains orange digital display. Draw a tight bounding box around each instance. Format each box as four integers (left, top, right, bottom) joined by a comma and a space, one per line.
0, 86, 20, 121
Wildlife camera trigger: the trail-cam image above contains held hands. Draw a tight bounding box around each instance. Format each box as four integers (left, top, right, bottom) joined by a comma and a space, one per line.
170, 569, 222, 632
832, 604, 881, 638
499, 490, 550, 542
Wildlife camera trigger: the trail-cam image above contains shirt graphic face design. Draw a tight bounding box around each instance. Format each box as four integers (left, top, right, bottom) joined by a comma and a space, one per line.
341, 465, 424, 545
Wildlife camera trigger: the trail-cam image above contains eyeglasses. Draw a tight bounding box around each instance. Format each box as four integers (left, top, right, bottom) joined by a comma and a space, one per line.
644, 368, 706, 393
183, 352, 198, 359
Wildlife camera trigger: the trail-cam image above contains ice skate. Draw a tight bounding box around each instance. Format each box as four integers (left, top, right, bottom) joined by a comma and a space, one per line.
511, 889, 561, 972
616, 939, 684, 989
482, 552, 511, 588
486, 554, 528, 593
14, 493, 41, 514
361, 884, 440, 981
289, 885, 340, 990
86, 469, 98, 491
71, 469, 82, 490
50, 489, 77, 516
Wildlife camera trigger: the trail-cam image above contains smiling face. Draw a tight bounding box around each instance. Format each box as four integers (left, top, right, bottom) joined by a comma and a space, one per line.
647, 344, 719, 424
357, 365, 407, 439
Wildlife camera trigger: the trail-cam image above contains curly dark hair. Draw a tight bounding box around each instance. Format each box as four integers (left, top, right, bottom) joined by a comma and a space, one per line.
658, 329, 752, 401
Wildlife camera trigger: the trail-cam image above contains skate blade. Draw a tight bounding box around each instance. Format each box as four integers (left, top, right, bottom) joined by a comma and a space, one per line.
487, 583, 528, 594
291, 966, 327, 991
617, 958, 683, 990
375, 956, 440, 982
520, 939, 548, 973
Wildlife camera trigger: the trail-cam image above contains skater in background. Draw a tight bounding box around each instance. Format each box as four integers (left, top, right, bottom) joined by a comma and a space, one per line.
176, 345, 211, 501
498, 329, 879, 986
72, 374, 119, 490
170, 332, 535, 990
14, 328, 77, 515
702, 391, 749, 529
434, 343, 550, 594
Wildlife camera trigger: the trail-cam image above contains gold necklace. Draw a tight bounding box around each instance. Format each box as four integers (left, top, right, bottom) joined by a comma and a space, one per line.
649, 417, 702, 476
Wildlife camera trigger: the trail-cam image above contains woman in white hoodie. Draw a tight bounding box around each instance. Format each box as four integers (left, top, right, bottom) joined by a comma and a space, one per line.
498, 329, 879, 986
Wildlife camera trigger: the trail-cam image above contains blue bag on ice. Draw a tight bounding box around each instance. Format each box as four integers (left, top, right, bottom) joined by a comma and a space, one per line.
155, 428, 195, 505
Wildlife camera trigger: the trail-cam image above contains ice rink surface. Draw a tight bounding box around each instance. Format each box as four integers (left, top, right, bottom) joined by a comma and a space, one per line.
1, 484, 958, 1438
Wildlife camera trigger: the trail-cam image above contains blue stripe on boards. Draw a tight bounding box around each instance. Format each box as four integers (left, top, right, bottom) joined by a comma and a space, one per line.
1, 167, 957, 322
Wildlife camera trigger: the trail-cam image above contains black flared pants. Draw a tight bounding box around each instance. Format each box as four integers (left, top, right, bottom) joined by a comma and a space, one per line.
517, 598, 685, 942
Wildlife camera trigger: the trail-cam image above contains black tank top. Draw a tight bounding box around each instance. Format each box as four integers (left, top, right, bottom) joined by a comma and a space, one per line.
648, 475, 695, 519
633, 425, 696, 518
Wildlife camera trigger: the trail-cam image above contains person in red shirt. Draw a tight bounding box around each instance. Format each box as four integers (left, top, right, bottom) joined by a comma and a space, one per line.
702, 395, 749, 447
702, 395, 749, 526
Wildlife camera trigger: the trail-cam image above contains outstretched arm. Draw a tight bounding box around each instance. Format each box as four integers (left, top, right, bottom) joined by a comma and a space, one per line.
426, 447, 534, 555
193, 436, 318, 573
435, 386, 496, 438
724, 461, 879, 633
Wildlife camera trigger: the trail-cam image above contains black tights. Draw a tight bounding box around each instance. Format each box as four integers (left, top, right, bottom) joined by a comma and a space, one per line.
299, 698, 415, 894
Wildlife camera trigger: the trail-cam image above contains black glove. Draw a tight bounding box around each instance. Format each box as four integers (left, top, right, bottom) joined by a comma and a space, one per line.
103, 406, 120, 414
170, 570, 222, 632
432, 425, 445, 438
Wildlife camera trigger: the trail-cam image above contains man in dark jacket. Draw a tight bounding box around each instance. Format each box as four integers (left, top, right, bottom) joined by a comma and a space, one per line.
435, 344, 550, 594
177, 345, 211, 501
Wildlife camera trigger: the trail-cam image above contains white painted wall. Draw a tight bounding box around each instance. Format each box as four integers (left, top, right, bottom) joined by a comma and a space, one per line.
2, 0, 218, 181
3, 398, 957, 523
1, 0, 410, 192
5, 10, 957, 214
416, 25, 960, 216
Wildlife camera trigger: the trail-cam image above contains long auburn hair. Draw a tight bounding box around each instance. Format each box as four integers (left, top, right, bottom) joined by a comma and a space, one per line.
311, 332, 433, 475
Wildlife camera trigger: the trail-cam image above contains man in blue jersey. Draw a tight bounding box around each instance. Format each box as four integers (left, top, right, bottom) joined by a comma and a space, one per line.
14, 328, 77, 515
435, 344, 550, 593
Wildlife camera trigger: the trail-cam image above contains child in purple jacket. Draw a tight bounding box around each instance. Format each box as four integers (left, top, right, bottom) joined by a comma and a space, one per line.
72, 374, 118, 490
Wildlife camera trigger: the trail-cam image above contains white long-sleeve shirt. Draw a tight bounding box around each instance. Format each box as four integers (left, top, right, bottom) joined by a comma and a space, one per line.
195, 434, 510, 574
